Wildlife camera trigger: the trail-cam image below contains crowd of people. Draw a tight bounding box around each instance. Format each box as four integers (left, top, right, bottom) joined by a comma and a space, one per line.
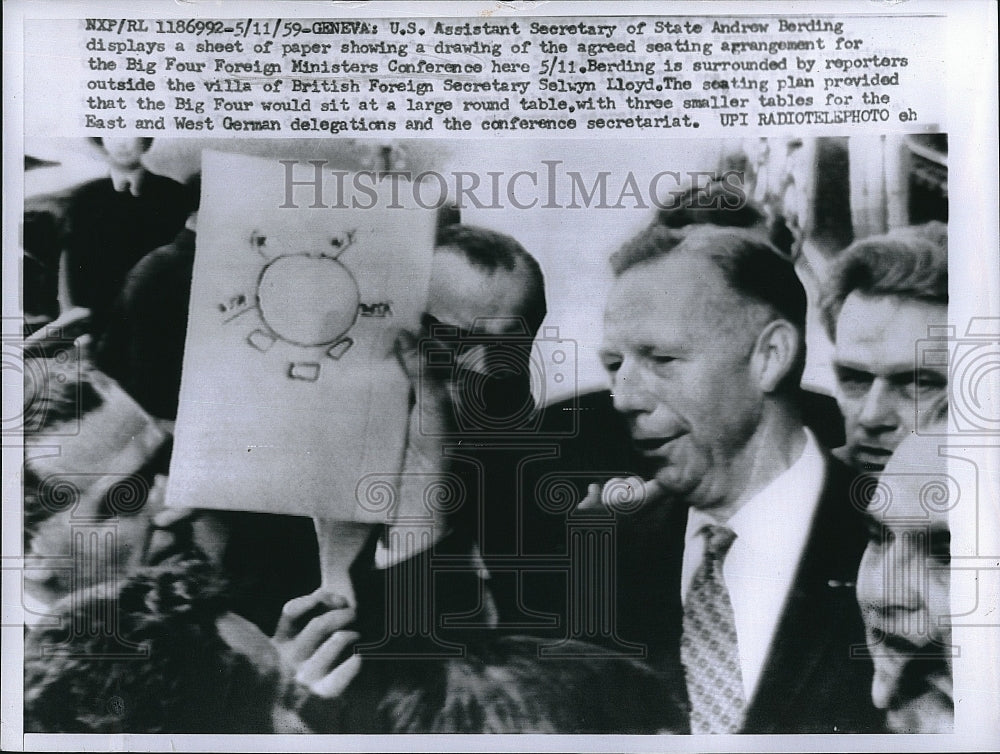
21, 138, 952, 735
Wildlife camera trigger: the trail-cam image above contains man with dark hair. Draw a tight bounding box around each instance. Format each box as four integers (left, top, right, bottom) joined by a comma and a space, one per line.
822, 224, 948, 472
420, 223, 547, 438
434, 223, 548, 336
350, 223, 552, 641
24, 560, 282, 733
579, 225, 880, 733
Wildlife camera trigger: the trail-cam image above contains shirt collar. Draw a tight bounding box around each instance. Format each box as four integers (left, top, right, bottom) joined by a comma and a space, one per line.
110, 166, 146, 196
686, 428, 825, 544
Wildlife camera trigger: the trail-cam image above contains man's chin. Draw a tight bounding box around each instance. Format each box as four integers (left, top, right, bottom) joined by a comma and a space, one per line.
871, 640, 953, 733
650, 463, 702, 502
885, 687, 954, 733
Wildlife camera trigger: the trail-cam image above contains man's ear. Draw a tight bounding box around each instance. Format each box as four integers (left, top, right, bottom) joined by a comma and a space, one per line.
752, 319, 801, 393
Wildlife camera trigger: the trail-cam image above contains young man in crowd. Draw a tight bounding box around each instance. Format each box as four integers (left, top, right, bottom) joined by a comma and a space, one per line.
822, 225, 948, 473
822, 224, 952, 732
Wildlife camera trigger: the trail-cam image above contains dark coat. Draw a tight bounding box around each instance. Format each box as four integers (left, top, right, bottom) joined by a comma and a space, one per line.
605, 454, 882, 733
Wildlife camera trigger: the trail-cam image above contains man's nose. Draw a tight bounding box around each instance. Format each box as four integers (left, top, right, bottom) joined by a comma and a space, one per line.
879, 538, 929, 635
857, 378, 900, 431
611, 360, 651, 414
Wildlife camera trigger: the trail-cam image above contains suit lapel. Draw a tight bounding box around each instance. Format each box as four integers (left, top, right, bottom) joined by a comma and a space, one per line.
741, 457, 869, 733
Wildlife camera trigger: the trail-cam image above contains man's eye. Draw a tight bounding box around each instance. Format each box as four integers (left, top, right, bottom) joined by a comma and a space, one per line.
912, 371, 948, 397
600, 355, 622, 374
929, 530, 951, 567
835, 367, 873, 395
648, 356, 677, 377
866, 521, 892, 547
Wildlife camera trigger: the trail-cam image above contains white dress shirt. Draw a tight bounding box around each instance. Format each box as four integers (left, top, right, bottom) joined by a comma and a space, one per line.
109, 165, 147, 196
681, 428, 826, 702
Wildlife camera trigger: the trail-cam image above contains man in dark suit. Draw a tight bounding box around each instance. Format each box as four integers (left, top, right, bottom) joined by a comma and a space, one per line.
579, 224, 881, 733
61, 138, 193, 336
346, 222, 553, 647
855, 428, 953, 733
277, 223, 882, 734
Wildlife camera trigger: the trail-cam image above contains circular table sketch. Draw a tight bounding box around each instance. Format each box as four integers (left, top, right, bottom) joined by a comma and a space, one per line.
258, 254, 360, 347
221, 230, 365, 381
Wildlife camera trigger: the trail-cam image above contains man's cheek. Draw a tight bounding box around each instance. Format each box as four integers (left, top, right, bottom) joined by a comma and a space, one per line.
927, 573, 951, 640
855, 548, 884, 619
652, 439, 705, 497
837, 397, 862, 430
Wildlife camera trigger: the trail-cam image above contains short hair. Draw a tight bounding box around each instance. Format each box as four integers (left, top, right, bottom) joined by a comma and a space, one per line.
821, 223, 948, 340
298, 635, 686, 734
611, 225, 807, 391
435, 224, 547, 335
658, 179, 766, 231
655, 178, 798, 258
613, 224, 807, 329
88, 137, 154, 153
24, 560, 278, 733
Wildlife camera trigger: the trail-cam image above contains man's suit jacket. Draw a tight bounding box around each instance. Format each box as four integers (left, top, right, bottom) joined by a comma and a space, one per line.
62, 172, 194, 332
609, 452, 882, 734
346, 389, 880, 733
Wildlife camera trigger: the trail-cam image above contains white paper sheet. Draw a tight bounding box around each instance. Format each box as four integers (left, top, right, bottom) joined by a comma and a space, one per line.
166, 151, 436, 520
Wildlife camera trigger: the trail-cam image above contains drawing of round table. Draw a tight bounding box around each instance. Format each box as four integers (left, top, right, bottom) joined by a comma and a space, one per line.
257, 254, 360, 347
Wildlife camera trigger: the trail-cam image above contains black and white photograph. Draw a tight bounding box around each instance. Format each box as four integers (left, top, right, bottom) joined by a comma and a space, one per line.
3, 2, 998, 751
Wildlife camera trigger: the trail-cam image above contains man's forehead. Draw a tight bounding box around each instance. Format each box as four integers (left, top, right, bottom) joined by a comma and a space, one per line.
869, 432, 953, 525
866, 475, 952, 526
836, 293, 946, 347
427, 249, 532, 333
607, 253, 720, 309
603, 253, 742, 342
